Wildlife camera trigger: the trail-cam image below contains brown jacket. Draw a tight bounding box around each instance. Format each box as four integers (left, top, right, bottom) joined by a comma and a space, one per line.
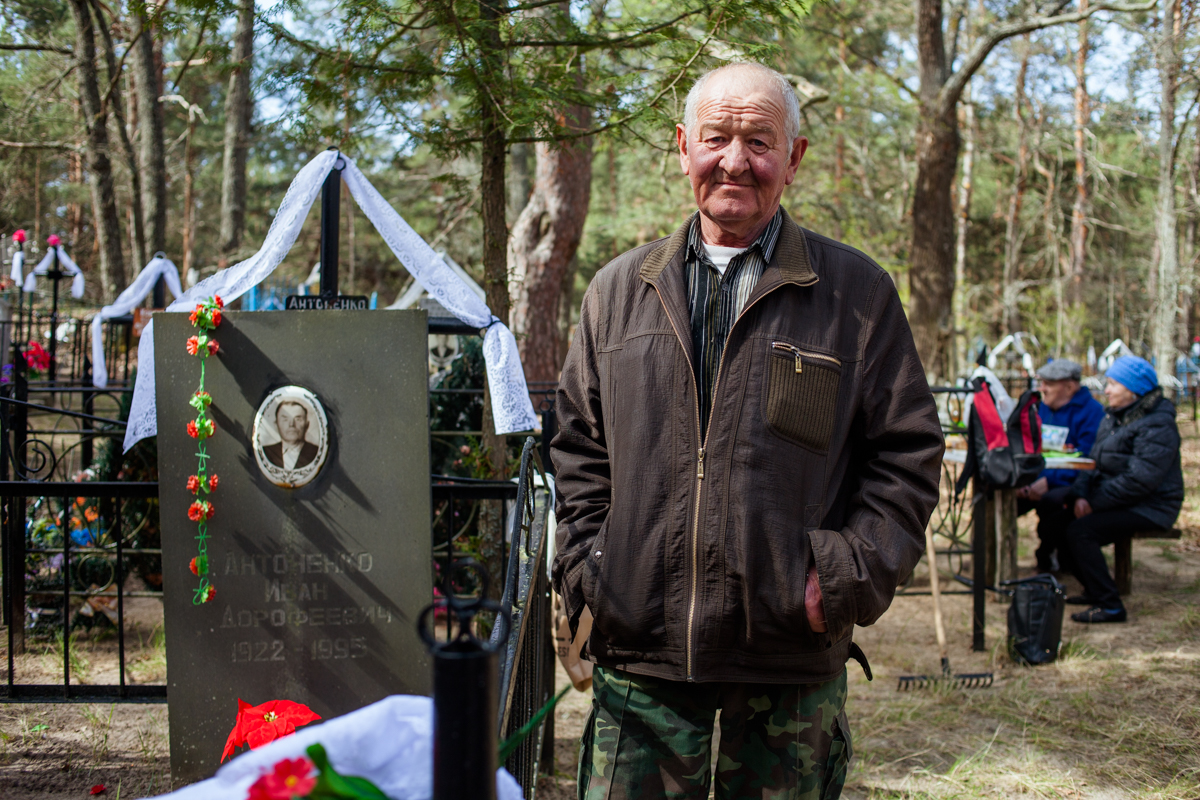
551, 211, 944, 684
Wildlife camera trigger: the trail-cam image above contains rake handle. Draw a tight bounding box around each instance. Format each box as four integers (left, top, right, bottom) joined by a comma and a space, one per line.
924, 524, 948, 662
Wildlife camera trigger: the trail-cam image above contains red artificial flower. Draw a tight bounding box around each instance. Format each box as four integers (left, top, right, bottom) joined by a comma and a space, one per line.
187, 475, 200, 493
89, 785, 106, 796
247, 757, 316, 800
203, 584, 216, 602
187, 420, 199, 438
189, 309, 200, 326
207, 339, 220, 355
189, 556, 203, 576
84, 507, 98, 523
12, 229, 26, 244
211, 309, 222, 327
195, 390, 211, 404
209, 474, 219, 491
214, 295, 224, 308
47, 234, 61, 246
186, 335, 201, 355
188, 500, 213, 521
221, 699, 322, 762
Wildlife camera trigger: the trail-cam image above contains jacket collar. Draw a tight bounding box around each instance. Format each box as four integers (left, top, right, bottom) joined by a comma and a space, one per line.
640, 208, 818, 288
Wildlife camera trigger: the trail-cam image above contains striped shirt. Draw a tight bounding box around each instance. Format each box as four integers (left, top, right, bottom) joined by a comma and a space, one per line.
685, 209, 783, 437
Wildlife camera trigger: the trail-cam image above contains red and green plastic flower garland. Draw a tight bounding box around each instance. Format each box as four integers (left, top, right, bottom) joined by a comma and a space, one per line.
186, 296, 223, 605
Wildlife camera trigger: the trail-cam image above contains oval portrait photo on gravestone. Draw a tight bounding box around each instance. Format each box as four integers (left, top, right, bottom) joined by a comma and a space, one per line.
251, 386, 329, 488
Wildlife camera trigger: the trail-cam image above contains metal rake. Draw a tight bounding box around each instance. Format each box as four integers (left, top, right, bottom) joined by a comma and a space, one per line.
897, 526, 994, 691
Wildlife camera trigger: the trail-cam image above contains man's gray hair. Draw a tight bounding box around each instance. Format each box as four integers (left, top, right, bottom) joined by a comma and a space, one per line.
683, 63, 801, 144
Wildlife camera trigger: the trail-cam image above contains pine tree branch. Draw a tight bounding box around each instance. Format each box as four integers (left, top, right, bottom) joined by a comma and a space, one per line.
938, 0, 1158, 117
0, 140, 81, 150
0, 43, 73, 55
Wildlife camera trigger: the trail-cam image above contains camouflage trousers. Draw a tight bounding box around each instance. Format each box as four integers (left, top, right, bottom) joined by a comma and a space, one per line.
578, 665, 851, 800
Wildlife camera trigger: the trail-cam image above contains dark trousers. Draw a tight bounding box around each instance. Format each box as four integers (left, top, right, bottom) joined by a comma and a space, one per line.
1035, 500, 1163, 609
1017, 486, 1074, 572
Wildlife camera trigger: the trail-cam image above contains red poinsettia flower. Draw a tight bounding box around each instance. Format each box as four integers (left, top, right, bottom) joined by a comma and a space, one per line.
221, 699, 322, 762
187, 420, 200, 438
214, 295, 224, 308
12, 230, 26, 244
211, 308, 222, 327
47, 234, 61, 246
187, 475, 200, 493
208, 474, 219, 491
186, 336, 201, 355
207, 339, 220, 355
247, 757, 317, 800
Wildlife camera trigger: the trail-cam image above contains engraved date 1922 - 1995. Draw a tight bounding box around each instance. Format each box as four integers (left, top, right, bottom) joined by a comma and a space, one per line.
230, 636, 368, 663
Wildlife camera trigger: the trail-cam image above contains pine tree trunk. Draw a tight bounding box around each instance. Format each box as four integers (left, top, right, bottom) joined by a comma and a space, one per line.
509, 113, 594, 385
477, 0, 509, 597
1153, 0, 1182, 379
910, 0, 958, 379
1001, 42, 1031, 336
88, 0, 146, 267
67, 0, 124, 301
952, 79, 975, 378
134, 6, 167, 258
1069, 1, 1090, 309
219, 0, 255, 262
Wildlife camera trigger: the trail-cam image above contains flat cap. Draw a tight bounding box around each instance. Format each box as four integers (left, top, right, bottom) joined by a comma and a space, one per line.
1036, 359, 1082, 381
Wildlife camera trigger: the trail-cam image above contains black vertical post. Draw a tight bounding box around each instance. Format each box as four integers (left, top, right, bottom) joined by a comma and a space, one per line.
48, 247, 61, 384
7, 349, 27, 656
81, 370, 94, 470
320, 152, 343, 297
540, 404, 556, 478
972, 481, 988, 652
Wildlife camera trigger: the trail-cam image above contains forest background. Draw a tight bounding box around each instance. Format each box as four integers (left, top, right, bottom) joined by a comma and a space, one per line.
1, 0, 1197, 389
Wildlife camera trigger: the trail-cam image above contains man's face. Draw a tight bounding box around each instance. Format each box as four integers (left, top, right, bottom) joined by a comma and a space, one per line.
276, 404, 308, 446
677, 69, 808, 244
1039, 379, 1079, 411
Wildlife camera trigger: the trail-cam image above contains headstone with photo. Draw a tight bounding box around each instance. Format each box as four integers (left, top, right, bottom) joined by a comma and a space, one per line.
155, 310, 432, 785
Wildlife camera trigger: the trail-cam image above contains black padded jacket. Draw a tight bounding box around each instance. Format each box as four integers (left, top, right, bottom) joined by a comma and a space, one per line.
1070, 388, 1183, 530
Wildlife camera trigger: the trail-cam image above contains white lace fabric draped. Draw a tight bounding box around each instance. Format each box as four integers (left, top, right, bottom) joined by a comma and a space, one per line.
123, 151, 538, 452
91, 255, 182, 389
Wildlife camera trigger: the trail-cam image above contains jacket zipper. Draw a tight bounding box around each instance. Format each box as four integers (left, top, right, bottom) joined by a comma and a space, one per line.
653, 276, 816, 681
770, 341, 841, 374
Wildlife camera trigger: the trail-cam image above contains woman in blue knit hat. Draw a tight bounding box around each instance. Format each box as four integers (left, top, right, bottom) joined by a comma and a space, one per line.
1047, 355, 1184, 623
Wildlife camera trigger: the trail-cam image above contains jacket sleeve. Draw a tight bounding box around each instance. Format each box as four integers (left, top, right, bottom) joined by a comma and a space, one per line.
549, 284, 610, 636
1087, 414, 1180, 513
808, 274, 945, 637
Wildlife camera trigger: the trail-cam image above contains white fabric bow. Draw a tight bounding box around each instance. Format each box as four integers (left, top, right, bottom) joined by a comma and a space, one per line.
23, 246, 85, 299
90, 255, 182, 389
10, 250, 23, 283
123, 150, 537, 452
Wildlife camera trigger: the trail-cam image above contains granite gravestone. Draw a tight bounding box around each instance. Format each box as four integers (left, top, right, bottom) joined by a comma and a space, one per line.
155, 310, 431, 785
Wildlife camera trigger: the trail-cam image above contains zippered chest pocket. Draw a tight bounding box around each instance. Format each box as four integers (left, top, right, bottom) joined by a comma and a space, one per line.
765, 342, 842, 452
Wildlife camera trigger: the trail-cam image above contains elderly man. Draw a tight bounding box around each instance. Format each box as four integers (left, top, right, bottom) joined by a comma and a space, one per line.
551, 63, 944, 800
1016, 359, 1105, 573
263, 401, 318, 470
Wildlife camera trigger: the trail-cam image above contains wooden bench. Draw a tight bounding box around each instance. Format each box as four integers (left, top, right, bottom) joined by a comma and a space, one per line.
1115, 529, 1184, 595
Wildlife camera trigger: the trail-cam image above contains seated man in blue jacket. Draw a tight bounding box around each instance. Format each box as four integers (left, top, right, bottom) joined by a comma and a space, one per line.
1016, 359, 1105, 572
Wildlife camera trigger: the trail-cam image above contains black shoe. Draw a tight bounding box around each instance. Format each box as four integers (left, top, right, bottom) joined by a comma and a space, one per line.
1066, 594, 1094, 605
1071, 606, 1127, 623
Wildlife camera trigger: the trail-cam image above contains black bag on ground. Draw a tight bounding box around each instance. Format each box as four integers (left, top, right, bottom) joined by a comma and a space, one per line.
954, 377, 1045, 493
1004, 574, 1066, 665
